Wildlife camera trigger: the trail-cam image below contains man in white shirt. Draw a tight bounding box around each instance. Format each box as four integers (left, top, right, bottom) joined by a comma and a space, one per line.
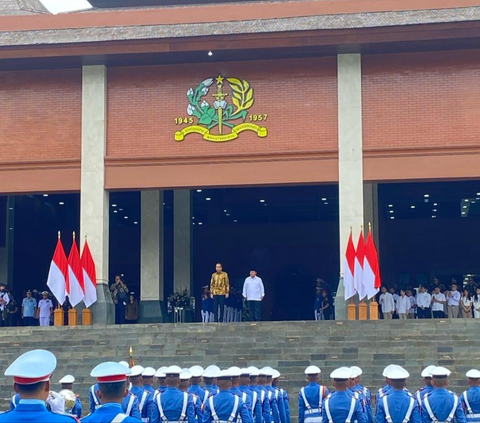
431, 286, 446, 319
396, 289, 410, 319
406, 289, 416, 319
0, 283, 10, 327
242, 270, 265, 321
379, 286, 395, 320
447, 282, 461, 318
38, 291, 53, 327
416, 285, 432, 319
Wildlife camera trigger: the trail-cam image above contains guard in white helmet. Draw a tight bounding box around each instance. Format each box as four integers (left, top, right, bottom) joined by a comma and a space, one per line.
414, 365, 436, 405
460, 369, 480, 423
298, 365, 330, 423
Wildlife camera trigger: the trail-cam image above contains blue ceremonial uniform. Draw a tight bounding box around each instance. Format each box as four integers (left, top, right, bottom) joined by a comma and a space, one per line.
258, 386, 280, 423
250, 385, 271, 423
71, 397, 83, 419
298, 382, 329, 423
130, 385, 159, 423
9, 394, 20, 410
266, 385, 285, 423
191, 392, 204, 423
349, 386, 373, 423
231, 387, 254, 422
82, 402, 141, 423
421, 388, 467, 423
461, 386, 480, 423
189, 384, 208, 405
415, 385, 434, 405
205, 384, 219, 398
143, 386, 156, 396
156, 386, 167, 394
154, 387, 195, 423
89, 383, 141, 420
240, 386, 263, 423
0, 399, 78, 423
376, 389, 421, 423
203, 390, 252, 423
322, 391, 366, 423
274, 386, 291, 423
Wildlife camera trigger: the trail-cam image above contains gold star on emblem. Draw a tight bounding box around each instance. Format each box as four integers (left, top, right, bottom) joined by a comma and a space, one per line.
215, 75, 224, 84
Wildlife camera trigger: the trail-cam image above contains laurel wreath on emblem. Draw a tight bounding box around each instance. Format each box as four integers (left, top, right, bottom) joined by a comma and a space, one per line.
186, 77, 255, 130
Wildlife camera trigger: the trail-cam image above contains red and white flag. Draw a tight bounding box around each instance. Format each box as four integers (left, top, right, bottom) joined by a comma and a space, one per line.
343, 231, 356, 300
46, 234, 69, 305
354, 230, 367, 300
67, 234, 85, 307
364, 229, 382, 299
81, 239, 97, 308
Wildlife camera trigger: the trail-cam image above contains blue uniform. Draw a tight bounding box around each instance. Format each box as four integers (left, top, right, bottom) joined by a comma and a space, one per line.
461, 386, 480, 423
298, 383, 329, 423
322, 391, 366, 423
9, 394, 20, 411
189, 384, 209, 405
349, 387, 372, 423
82, 402, 141, 423
240, 386, 263, 423
376, 389, 421, 423
89, 383, 141, 420
0, 399, 78, 423
130, 385, 159, 423
415, 385, 434, 405
205, 384, 219, 398
203, 390, 252, 423
153, 387, 195, 423
274, 386, 291, 423
265, 385, 284, 423
191, 392, 204, 423
156, 386, 167, 394
231, 387, 254, 422
250, 385, 271, 423
258, 386, 280, 423
421, 388, 467, 423
143, 386, 156, 396
71, 397, 83, 419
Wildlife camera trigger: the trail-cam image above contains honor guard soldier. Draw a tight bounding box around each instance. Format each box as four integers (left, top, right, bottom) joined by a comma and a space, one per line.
272, 369, 291, 423
82, 361, 141, 423
155, 367, 167, 394
350, 366, 371, 405
258, 367, 281, 423
348, 368, 372, 423
261, 367, 283, 423
203, 369, 252, 423
129, 365, 159, 423
0, 349, 77, 423
415, 365, 436, 405
180, 369, 203, 423
298, 365, 330, 423
248, 366, 272, 423
204, 365, 221, 398
322, 367, 366, 423
375, 365, 420, 423
142, 368, 157, 396
59, 374, 83, 418
188, 366, 208, 406
153, 365, 195, 423
239, 368, 263, 423
460, 369, 480, 423
421, 366, 466, 423
229, 367, 254, 422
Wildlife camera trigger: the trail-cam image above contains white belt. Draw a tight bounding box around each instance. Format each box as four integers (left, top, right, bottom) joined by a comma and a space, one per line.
467, 414, 480, 418
141, 419, 148, 423
305, 408, 321, 414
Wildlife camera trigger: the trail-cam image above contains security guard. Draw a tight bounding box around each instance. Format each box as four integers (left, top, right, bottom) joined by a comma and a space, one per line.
188, 366, 208, 405
375, 365, 420, 423
203, 369, 252, 423
155, 367, 167, 394
248, 366, 272, 423
142, 367, 157, 396
153, 365, 195, 423
272, 369, 291, 423
258, 367, 281, 423
322, 367, 366, 423
298, 365, 330, 423
414, 365, 436, 405
239, 368, 263, 423
421, 366, 466, 423
129, 365, 158, 423
59, 374, 83, 418
82, 361, 141, 422
0, 349, 77, 423
204, 365, 221, 398
229, 367, 254, 422
460, 369, 480, 423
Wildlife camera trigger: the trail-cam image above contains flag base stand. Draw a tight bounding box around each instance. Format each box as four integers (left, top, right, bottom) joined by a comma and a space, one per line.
369, 300, 379, 320
347, 304, 357, 320
358, 302, 368, 320
82, 308, 92, 326
54, 308, 64, 326
68, 308, 78, 326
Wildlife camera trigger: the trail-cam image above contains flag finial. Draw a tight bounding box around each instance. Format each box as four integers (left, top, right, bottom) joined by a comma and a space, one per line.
73, 231, 76, 241
57, 231, 61, 240
369, 222, 372, 231
85, 234, 87, 240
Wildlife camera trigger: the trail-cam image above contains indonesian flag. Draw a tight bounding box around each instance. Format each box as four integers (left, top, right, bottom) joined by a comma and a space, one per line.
343, 231, 356, 300
81, 239, 97, 308
354, 230, 367, 300
67, 235, 85, 307
364, 230, 382, 299
46, 236, 68, 305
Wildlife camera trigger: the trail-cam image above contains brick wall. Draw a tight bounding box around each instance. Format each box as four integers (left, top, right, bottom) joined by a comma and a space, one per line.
362, 50, 480, 150
107, 57, 338, 159
0, 69, 82, 163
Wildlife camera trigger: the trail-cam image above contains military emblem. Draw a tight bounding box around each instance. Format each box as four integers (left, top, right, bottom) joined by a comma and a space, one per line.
174, 74, 268, 143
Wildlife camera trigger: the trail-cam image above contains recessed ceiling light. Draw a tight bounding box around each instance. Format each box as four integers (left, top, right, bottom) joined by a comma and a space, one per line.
119, 208, 123, 211
206, 198, 211, 201
124, 216, 128, 219
324, 202, 328, 205
224, 210, 227, 213
388, 204, 393, 207
464, 199, 469, 202
410, 205, 415, 209
234, 220, 238, 223
389, 210, 394, 214
193, 222, 196, 225
163, 203, 166, 206
43, 194, 49, 197
8, 207, 13, 210
134, 221, 138, 225
226, 214, 230, 216
472, 201, 476, 204
264, 203, 268, 206
433, 203, 438, 206
477, 193, 480, 196
321, 198, 327, 201
192, 217, 195, 220
198, 222, 203, 225
59, 202, 65, 205
424, 194, 430, 198
121, 274, 124, 277
197, 189, 203, 193
208, 51, 213, 57
112, 204, 117, 207
114, 210, 118, 213
390, 216, 395, 220
463, 206, 467, 209
9, 227, 13, 230
260, 199, 265, 203
432, 216, 436, 218
433, 209, 437, 212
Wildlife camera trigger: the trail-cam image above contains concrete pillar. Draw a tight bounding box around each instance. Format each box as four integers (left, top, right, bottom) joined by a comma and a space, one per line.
139, 190, 164, 323
173, 190, 192, 294
337, 54, 364, 320
80, 65, 114, 325
364, 183, 380, 248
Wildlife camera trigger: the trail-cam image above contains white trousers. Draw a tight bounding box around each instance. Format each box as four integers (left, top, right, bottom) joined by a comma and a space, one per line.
201, 311, 210, 323
39, 317, 50, 327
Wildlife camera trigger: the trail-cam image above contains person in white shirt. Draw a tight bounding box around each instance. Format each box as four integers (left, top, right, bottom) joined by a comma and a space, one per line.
0, 283, 10, 327
38, 291, 53, 327
406, 289, 416, 319
242, 270, 265, 321
379, 286, 395, 319
447, 282, 461, 318
431, 286, 446, 319
473, 288, 480, 319
460, 289, 473, 318
396, 289, 410, 319
416, 285, 432, 319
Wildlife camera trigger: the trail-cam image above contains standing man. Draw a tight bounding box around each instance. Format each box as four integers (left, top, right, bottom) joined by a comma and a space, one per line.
210, 263, 230, 323
460, 369, 480, 422
396, 289, 410, 319
4, 292, 18, 327
0, 283, 10, 327
414, 365, 436, 405
431, 287, 447, 319
416, 285, 432, 319
379, 287, 395, 320
447, 282, 461, 318
38, 292, 53, 327
21, 290, 37, 326
110, 275, 129, 325
59, 375, 83, 419
298, 366, 329, 423
242, 270, 265, 322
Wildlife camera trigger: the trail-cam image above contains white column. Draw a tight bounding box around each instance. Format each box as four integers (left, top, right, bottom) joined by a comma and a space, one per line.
337, 54, 364, 320
139, 190, 164, 322
80, 65, 114, 325
173, 190, 192, 293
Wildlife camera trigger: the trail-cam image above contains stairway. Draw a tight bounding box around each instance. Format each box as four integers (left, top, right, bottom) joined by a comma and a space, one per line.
0, 319, 477, 421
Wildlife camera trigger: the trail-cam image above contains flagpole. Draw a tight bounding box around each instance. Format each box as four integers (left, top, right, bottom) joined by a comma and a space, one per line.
368, 222, 379, 320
